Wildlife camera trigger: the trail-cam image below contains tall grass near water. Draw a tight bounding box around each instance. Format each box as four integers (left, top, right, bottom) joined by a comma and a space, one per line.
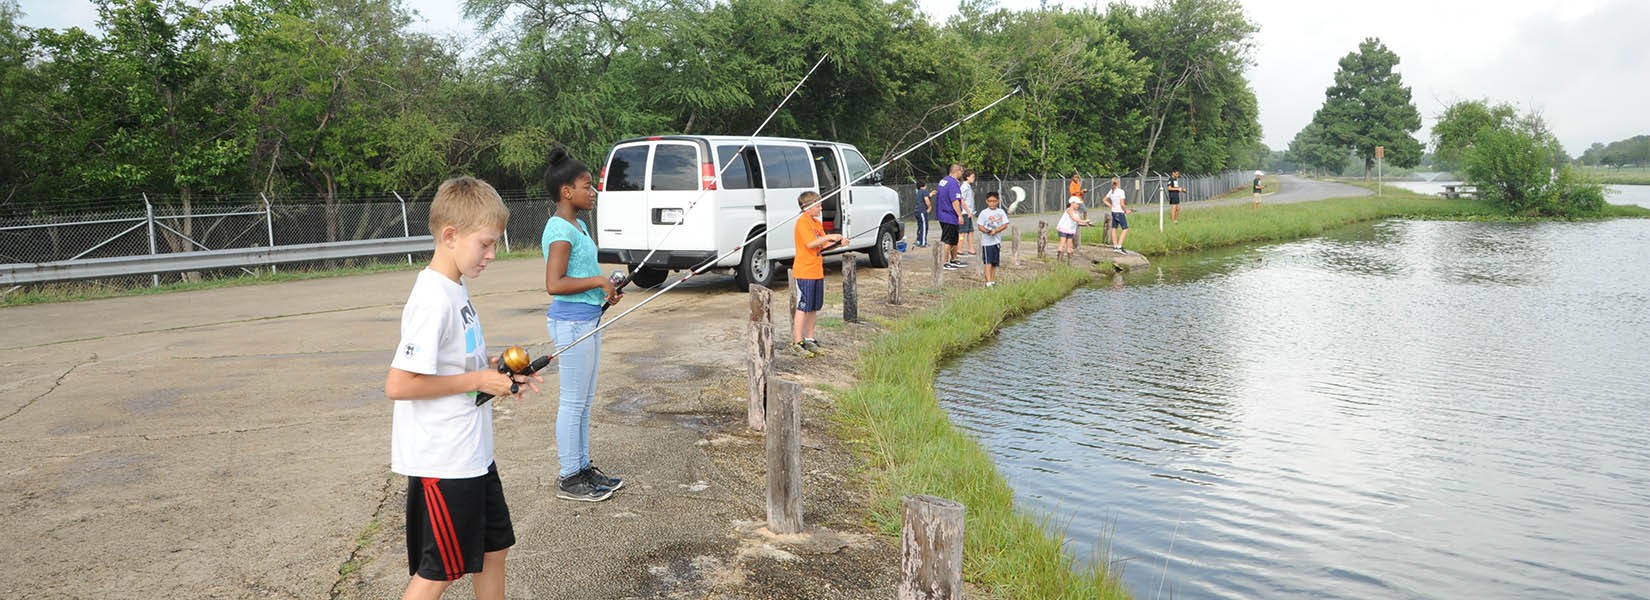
835, 266, 1129, 599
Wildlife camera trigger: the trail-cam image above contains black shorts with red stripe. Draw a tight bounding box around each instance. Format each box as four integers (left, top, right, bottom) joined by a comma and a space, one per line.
406, 463, 515, 581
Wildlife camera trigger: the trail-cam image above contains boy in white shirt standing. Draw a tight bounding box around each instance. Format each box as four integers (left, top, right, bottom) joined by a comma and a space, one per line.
385, 176, 538, 600
975, 191, 1010, 287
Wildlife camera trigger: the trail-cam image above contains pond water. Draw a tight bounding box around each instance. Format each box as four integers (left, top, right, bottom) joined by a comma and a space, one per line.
1390, 181, 1650, 208
938, 217, 1650, 598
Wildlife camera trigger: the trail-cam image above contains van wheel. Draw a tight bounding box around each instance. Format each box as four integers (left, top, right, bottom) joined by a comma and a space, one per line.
734, 243, 775, 288
627, 265, 669, 290
868, 223, 896, 268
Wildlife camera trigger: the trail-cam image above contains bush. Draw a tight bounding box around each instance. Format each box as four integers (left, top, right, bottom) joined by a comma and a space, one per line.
1440, 100, 1605, 217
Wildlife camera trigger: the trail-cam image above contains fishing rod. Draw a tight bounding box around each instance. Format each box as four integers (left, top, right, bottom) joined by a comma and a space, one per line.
544, 87, 1023, 361
628, 53, 829, 270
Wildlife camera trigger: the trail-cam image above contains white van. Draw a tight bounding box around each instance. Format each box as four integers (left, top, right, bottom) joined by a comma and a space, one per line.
594, 135, 903, 288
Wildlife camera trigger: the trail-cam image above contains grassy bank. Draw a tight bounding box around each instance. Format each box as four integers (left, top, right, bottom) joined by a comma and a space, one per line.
1019, 191, 1621, 257
834, 266, 1126, 599
1581, 166, 1650, 185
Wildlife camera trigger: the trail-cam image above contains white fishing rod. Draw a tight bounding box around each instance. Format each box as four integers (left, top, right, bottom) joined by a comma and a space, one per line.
545, 87, 1023, 361
627, 54, 829, 270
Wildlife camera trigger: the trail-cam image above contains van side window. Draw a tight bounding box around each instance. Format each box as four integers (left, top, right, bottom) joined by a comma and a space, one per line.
843, 148, 873, 184
756, 145, 814, 189
605, 145, 648, 192
715, 145, 763, 190
651, 144, 699, 191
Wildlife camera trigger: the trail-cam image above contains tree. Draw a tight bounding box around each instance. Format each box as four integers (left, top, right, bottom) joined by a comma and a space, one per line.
1287, 121, 1346, 176
1434, 99, 1602, 217
1310, 38, 1422, 178
1105, 0, 1255, 175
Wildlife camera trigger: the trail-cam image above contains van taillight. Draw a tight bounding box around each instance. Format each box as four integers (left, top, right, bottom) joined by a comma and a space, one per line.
599, 166, 607, 192
701, 163, 717, 190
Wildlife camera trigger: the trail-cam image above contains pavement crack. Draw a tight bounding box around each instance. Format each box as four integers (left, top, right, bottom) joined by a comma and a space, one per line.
0, 354, 94, 424
331, 472, 396, 599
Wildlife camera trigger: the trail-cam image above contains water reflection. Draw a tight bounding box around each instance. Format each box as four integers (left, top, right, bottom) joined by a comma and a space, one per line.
939, 219, 1650, 599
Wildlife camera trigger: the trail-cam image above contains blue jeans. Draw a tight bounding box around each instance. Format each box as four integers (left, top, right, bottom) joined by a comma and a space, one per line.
548, 317, 601, 478
915, 212, 929, 245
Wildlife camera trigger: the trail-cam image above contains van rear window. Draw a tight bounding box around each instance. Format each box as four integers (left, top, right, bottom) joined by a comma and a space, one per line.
757, 145, 814, 189
604, 145, 648, 192
716, 145, 762, 190
651, 144, 699, 191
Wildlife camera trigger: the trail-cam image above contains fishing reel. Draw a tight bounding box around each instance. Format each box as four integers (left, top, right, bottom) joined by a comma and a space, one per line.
602, 270, 629, 312
475, 345, 552, 406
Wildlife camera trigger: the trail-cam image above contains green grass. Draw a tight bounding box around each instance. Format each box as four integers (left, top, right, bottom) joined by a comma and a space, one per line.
1, 247, 543, 307
833, 266, 1128, 599
1026, 191, 1514, 258
1580, 166, 1650, 185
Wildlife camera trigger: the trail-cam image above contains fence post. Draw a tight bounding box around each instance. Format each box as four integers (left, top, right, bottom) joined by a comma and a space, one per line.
1037, 221, 1047, 259
143, 193, 159, 287
748, 285, 773, 431
394, 191, 413, 265
887, 247, 903, 305
1011, 225, 1021, 267
261, 193, 278, 274
899, 494, 965, 600
930, 239, 943, 287
766, 377, 804, 534
841, 252, 858, 323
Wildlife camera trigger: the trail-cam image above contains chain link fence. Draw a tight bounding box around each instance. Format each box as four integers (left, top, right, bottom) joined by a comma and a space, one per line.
3, 171, 1247, 294
1, 190, 559, 293
882, 170, 1251, 219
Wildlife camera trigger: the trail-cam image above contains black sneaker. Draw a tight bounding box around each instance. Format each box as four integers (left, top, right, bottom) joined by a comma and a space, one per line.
801, 339, 822, 353
557, 470, 614, 502
582, 465, 624, 491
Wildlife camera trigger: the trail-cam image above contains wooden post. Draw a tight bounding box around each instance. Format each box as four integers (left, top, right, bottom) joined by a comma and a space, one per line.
1037, 221, 1048, 259
841, 252, 859, 323
747, 285, 772, 432
766, 378, 804, 534
930, 239, 943, 287
888, 248, 904, 305
899, 495, 965, 600
1010, 225, 1021, 267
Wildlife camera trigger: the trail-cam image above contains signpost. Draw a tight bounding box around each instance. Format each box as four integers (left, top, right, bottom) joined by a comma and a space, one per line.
1376, 145, 1384, 197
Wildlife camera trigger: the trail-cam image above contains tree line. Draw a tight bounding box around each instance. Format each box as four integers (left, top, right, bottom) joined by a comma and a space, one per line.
0, 0, 1265, 226
1579, 135, 1650, 168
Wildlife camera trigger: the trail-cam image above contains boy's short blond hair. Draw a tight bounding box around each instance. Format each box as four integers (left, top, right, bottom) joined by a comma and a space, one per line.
797, 190, 820, 210
429, 176, 509, 235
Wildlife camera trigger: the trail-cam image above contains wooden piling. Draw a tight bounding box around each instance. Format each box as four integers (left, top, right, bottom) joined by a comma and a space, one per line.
930, 240, 943, 287
766, 378, 804, 534
747, 285, 772, 432
841, 252, 859, 323
1010, 225, 1021, 267
1037, 221, 1048, 259
899, 495, 965, 600
888, 248, 904, 305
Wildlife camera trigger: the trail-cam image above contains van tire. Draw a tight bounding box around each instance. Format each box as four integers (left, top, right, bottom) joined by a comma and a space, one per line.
734, 242, 775, 288
628, 265, 669, 290
867, 222, 896, 268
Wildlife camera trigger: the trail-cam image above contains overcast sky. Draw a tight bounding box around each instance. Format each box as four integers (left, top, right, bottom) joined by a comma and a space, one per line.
17, 0, 1650, 153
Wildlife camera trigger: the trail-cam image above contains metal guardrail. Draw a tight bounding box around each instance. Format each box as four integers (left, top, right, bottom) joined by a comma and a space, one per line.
1, 236, 434, 286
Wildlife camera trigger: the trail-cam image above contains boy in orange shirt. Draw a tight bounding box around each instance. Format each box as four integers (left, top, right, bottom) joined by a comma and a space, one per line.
791, 191, 842, 358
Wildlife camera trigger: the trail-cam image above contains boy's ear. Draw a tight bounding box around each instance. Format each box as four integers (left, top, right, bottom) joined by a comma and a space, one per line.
438, 224, 459, 247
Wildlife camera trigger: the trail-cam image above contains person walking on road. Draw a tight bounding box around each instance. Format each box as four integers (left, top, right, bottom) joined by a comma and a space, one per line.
1252, 171, 1264, 208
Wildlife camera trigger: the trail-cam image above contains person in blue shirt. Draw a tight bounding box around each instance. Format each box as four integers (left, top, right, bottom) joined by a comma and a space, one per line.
934, 163, 964, 270
540, 146, 625, 503
913, 182, 932, 247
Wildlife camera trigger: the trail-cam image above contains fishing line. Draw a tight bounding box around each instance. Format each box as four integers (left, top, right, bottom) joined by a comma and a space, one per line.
544, 87, 1023, 361
628, 53, 830, 270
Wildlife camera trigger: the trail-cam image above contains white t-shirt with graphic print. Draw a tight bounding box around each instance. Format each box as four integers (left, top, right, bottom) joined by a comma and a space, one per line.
390, 268, 494, 479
